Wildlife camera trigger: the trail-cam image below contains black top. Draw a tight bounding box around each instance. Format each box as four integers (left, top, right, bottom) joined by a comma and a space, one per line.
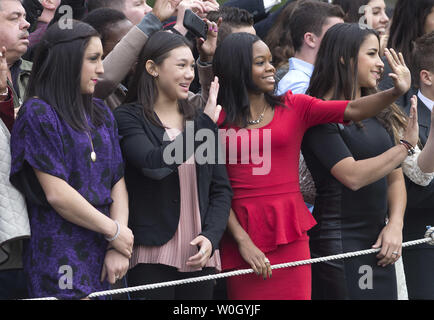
302, 118, 395, 241
113, 103, 233, 254
301, 118, 397, 299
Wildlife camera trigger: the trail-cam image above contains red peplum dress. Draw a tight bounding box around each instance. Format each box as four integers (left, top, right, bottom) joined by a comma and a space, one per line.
217, 91, 349, 300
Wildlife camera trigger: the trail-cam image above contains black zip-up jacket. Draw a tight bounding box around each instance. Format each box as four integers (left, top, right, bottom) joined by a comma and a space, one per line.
114, 103, 232, 255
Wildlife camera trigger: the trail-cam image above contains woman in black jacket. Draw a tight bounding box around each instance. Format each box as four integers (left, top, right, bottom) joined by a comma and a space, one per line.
114, 27, 232, 300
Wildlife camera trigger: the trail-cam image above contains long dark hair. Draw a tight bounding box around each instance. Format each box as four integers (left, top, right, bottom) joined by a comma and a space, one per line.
26, 20, 106, 131
213, 32, 282, 128
333, 0, 371, 23
263, 1, 298, 69
124, 31, 196, 128
387, 0, 434, 67
265, 0, 344, 68
308, 23, 407, 143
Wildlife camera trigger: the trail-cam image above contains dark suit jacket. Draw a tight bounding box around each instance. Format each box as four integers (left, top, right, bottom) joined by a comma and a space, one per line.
223, 0, 295, 39
223, 0, 267, 22
402, 97, 434, 243
114, 104, 233, 254
254, 1, 295, 39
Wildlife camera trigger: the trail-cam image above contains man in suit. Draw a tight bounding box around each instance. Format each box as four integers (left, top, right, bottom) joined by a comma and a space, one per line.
402, 31, 434, 300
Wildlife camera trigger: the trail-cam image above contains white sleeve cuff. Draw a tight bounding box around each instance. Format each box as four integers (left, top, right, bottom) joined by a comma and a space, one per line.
402, 145, 434, 186
263, 0, 281, 13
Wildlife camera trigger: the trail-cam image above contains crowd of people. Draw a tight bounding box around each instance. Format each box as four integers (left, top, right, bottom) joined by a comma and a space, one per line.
0, 0, 434, 300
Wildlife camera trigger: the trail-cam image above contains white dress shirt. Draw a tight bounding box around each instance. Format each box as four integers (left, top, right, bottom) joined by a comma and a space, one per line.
418, 90, 434, 112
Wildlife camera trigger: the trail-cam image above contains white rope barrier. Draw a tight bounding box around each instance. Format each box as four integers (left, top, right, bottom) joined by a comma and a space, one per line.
25, 227, 434, 300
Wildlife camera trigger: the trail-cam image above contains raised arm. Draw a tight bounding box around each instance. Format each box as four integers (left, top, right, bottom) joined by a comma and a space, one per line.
344, 49, 411, 122
187, 19, 220, 108
302, 97, 419, 193
332, 98, 419, 191
94, 0, 181, 99
114, 78, 222, 180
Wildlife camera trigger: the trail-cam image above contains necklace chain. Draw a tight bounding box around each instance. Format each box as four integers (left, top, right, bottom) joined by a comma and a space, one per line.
247, 104, 267, 125
86, 131, 97, 162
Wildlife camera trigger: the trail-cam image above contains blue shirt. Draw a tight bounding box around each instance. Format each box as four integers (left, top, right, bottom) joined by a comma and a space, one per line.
277, 57, 314, 95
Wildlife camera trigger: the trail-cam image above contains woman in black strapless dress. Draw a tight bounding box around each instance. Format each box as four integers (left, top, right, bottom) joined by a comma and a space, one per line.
301, 23, 418, 299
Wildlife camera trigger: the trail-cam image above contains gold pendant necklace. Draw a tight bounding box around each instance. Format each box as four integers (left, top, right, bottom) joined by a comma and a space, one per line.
86, 131, 97, 162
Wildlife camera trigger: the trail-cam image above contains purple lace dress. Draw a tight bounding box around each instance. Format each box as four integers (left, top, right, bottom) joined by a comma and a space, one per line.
10, 98, 124, 299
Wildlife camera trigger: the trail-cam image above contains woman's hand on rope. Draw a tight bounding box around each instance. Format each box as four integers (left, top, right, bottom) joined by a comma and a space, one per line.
204, 76, 222, 123
384, 48, 411, 97
237, 237, 272, 280
186, 235, 213, 268
101, 248, 130, 284
372, 221, 403, 267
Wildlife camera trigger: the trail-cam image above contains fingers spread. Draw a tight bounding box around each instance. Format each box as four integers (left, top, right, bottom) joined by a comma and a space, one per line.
385, 49, 397, 69
390, 48, 400, 66
398, 52, 406, 67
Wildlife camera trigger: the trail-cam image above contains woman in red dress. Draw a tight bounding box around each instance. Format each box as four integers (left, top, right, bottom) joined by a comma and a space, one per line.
212, 32, 412, 300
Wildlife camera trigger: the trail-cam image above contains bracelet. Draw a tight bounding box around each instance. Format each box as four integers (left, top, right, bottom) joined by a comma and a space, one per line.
399, 139, 415, 156
105, 220, 120, 242
198, 58, 212, 66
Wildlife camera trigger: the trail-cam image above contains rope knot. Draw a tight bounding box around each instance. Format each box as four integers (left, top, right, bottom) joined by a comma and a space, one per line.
425, 226, 434, 245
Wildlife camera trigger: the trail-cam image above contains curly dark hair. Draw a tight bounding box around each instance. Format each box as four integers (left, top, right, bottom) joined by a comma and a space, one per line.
207, 7, 254, 46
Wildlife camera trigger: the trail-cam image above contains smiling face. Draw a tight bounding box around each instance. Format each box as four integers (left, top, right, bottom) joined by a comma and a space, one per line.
356, 34, 384, 89
251, 40, 276, 93
366, 0, 389, 35
0, 0, 30, 65
153, 46, 195, 102
80, 36, 104, 94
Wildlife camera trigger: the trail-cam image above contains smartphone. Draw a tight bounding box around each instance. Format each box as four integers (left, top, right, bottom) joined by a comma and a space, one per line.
183, 9, 208, 40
